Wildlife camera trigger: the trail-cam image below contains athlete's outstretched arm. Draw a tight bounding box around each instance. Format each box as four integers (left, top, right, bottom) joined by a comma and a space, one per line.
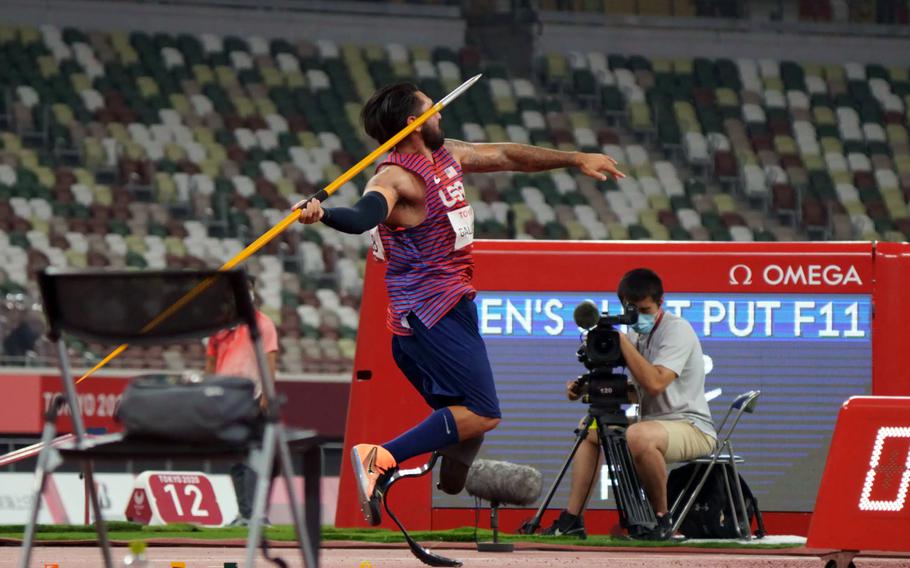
445, 139, 625, 181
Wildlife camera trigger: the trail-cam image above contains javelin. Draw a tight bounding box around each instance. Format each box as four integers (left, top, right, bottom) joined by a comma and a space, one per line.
76, 74, 483, 384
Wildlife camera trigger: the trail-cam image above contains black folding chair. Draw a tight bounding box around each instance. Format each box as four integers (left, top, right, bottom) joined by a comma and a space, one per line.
669, 390, 762, 540
19, 268, 319, 568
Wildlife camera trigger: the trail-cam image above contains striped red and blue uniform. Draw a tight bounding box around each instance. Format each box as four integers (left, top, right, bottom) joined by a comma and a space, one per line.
372, 145, 500, 419
373, 146, 475, 336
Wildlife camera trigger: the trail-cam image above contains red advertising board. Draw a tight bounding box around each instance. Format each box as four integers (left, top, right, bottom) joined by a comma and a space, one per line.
40, 376, 127, 433
147, 472, 222, 525
336, 240, 910, 534
807, 397, 910, 552
0, 374, 129, 434
126, 472, 223, 526
0, 373, 349, 437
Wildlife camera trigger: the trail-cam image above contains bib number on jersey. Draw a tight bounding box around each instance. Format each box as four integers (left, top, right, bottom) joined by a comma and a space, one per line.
369, 226, 386, 261
447, 205, 474, 251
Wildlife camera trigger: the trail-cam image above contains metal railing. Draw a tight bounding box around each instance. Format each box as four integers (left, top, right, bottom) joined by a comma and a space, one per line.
123, 0, 461, 18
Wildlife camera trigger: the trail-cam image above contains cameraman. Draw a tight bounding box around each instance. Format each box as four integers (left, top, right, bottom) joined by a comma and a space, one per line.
544, 268, 716, 539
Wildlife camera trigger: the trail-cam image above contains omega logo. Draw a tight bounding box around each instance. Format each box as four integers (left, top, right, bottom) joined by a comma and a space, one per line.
729, 264, 752, 285
729, 264, 862, 287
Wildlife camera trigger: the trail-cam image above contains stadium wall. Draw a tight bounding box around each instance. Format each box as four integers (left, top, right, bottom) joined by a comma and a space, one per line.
0, 0, 465, 48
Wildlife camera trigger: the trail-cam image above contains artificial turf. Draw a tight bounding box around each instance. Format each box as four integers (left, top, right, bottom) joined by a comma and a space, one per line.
0, 523, 800, 549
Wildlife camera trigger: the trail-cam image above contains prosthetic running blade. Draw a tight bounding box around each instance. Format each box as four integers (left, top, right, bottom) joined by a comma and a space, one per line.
383, 454, 463, 567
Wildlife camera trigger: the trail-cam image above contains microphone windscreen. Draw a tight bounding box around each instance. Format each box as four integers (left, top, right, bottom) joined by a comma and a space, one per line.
573, 300, 600, 329
464, 459, 542, 506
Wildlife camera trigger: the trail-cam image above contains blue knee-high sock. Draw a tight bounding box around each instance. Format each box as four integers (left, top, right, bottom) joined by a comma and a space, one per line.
383, 407, 460, 464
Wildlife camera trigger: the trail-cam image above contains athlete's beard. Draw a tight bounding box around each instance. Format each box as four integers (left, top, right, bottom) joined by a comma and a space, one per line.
422, 125, 445, 151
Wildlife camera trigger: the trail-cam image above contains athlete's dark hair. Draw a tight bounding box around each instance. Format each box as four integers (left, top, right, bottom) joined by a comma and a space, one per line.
617, 268, 664, 304
361, 82, 422, 144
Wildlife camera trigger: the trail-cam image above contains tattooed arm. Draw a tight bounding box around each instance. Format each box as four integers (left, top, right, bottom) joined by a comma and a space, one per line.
445, 139, 625, 181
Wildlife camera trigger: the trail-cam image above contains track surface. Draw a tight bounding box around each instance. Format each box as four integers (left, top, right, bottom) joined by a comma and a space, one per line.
5, 546, 910, 568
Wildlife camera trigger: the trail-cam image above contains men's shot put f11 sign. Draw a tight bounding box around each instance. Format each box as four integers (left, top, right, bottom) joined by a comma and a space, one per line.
125, 472, 223, 526
808, 397, 910, 552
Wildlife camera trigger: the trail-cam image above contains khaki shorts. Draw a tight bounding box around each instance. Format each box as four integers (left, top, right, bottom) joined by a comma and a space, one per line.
585, 419, 715, 463
655, 420, 716, 463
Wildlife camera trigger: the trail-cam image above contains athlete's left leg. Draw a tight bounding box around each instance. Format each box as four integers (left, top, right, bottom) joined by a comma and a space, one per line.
351, 297, 501, 523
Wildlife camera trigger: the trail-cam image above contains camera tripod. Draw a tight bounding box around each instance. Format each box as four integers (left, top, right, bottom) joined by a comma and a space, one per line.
517, 404, 658, 538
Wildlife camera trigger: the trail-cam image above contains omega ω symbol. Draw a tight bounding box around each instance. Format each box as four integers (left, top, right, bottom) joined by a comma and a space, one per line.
729, 264, 753, 285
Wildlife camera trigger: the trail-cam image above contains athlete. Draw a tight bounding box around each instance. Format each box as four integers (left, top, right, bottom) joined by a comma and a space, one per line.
295, 82, 624, 524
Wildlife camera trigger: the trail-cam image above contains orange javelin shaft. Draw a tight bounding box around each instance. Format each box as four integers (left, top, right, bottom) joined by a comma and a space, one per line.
76, 74, 483, 384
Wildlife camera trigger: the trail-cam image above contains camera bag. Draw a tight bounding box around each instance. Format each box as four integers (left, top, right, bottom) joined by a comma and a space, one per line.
116, 374, 262, 444
667, 462, 767, 539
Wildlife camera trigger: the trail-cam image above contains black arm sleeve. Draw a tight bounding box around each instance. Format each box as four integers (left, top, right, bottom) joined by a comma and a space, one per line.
320, 191, 389, 234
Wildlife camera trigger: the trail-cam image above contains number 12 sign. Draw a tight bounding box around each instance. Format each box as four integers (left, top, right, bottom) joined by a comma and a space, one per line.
125, 471, 223, 526
808, 397, 910, 552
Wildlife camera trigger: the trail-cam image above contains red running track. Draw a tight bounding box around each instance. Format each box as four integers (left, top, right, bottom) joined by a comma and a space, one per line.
4, 546, 910, 568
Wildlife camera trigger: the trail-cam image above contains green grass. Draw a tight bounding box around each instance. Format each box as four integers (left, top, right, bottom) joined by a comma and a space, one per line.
0, 523, 800, 549
0, 522, 251, 542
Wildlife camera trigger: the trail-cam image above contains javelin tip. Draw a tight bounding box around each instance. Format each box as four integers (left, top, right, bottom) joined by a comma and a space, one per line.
438, 73, 483, 108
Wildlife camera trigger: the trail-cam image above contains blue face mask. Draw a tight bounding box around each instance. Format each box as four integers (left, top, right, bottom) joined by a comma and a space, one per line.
631, 312, 657, 335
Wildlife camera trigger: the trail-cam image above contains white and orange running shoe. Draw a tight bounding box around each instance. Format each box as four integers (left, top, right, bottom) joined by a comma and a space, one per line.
350, 443, 398, 525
